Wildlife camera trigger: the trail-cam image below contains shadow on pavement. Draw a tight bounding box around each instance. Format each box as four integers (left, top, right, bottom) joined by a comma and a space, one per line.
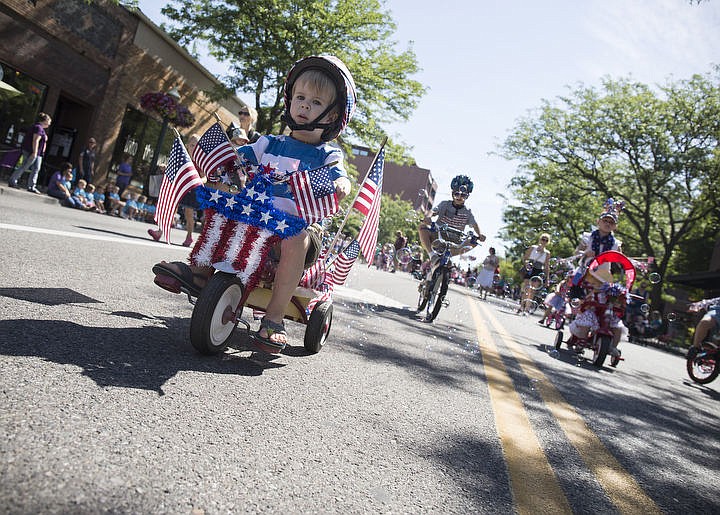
0, 316, 286, 396
0, 287, 102, 306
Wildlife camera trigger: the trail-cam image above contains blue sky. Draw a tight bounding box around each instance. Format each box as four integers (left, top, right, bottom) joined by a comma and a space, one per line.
137, 0, 720, 257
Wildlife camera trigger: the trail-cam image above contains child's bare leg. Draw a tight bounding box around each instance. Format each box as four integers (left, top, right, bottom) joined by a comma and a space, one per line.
260, 232, 310, 344
418, 225, 432, 255
184, 207, 195, 239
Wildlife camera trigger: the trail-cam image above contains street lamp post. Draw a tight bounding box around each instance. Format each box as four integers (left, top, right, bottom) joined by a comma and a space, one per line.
145, 86, 181, 196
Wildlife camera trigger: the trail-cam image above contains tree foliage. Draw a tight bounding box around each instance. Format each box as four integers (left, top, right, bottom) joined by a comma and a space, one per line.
500, 68, 720, 307
329, 192, 421, 252
159, 0, 425, 159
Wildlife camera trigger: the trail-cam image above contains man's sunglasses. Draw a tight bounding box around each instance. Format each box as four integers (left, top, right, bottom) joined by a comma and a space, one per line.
238, 111, 250, 116
452, 191, 469, 198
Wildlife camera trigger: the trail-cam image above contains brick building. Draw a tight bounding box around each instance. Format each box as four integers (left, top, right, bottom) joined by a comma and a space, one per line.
0, 0, 246, 192
349, 145, 437, 213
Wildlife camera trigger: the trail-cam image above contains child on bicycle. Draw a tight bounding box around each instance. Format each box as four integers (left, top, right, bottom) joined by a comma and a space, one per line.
567, 199, 625, 357
538, 271, 573, 324
417, 174, 485, 257
153, 55, 355, 352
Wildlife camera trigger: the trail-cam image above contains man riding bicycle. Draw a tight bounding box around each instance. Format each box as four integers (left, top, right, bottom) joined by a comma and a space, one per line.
688, 296, 720, 357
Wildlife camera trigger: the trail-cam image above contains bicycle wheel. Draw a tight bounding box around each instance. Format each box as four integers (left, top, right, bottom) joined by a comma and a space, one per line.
687, 342, 719, 384
427, 268, 449, 322
417, 280, 429, 312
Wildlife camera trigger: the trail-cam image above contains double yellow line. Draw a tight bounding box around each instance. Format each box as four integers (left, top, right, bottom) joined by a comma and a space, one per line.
468, 297, 661, 515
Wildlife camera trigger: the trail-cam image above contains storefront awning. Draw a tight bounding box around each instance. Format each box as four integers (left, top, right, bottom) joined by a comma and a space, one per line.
667, 270, 720, 291
0, 80, 22, 98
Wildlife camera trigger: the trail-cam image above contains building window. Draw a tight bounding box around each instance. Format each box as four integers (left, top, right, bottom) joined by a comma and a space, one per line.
108, 106, 173, 192
0, 62, 48, 149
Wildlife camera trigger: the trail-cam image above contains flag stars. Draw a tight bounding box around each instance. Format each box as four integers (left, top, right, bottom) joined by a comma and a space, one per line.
225, 196, 237, 209
260, 211, 272, 224
275, 219, 288, 232
209, 190, 222, 203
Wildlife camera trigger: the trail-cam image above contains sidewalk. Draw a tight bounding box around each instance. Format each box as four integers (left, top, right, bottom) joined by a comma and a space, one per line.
1, 183, 59, 206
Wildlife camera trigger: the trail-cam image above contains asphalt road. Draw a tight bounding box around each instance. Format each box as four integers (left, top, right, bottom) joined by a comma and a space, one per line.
1, 186, 718, 514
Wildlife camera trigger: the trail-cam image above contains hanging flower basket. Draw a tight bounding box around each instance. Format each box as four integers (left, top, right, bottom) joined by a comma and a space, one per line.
140, 91, 195, 128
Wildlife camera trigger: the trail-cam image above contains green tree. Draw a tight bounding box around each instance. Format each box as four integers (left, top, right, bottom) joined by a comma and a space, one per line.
500, 69, 720, 307
159, 0, 425, 157
330, 192, 421, 252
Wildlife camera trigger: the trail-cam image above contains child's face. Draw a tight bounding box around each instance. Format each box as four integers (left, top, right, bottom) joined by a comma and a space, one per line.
451, 190, 468, 206
597, 216, 616, 235
290, 77, 337, 132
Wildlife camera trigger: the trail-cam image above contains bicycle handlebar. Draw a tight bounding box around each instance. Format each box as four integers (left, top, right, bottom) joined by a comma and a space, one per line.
437, 224, 478, 242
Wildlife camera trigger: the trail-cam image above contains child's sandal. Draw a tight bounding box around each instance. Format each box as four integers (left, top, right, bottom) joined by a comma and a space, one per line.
252, 317, 287, 353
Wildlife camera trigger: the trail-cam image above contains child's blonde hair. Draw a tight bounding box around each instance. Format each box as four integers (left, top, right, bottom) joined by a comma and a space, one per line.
294, 69, 337, 104
87, 184, 95, 192
77, 179, 87, 188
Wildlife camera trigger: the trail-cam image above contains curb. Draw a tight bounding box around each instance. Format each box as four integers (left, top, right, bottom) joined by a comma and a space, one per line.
0, 185, 62, 206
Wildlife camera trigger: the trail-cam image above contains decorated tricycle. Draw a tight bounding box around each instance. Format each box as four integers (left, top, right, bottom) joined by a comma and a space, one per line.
553, 250, 637, 367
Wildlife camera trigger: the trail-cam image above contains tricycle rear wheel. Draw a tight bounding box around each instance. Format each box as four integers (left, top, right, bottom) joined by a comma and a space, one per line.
304, 301, 333, 353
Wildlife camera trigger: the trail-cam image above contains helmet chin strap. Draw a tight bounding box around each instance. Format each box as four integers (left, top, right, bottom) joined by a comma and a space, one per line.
283, 103, 336, 132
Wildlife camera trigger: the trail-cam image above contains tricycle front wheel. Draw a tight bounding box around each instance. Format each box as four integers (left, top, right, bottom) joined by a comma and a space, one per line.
190, 272, 244, 355
592, 334, 611, 367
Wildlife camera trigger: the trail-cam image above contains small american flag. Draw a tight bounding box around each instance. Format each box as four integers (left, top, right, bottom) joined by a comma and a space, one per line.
330, 240, 359, 286
155, 137, 203, 243
306, 288, 332, 317
300, 254, 327, 290
289, 165, 339, 224
192, 123, 236, 177
352, 148, 384, 216
353, 148, 384, 263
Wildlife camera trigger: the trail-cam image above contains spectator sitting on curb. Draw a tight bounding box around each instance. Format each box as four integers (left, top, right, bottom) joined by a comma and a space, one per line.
47, 162, 83, 209
90, 184, 106, 214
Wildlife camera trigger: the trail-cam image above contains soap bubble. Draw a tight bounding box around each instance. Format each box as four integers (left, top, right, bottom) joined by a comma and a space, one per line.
640, 303, 650, 314
431, 239, 447, 254
396, 247, 413, 265
529, 276, 543, 290
667, 312, 677, 322
410, 244, 424, 260
648, 272, 661, 284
